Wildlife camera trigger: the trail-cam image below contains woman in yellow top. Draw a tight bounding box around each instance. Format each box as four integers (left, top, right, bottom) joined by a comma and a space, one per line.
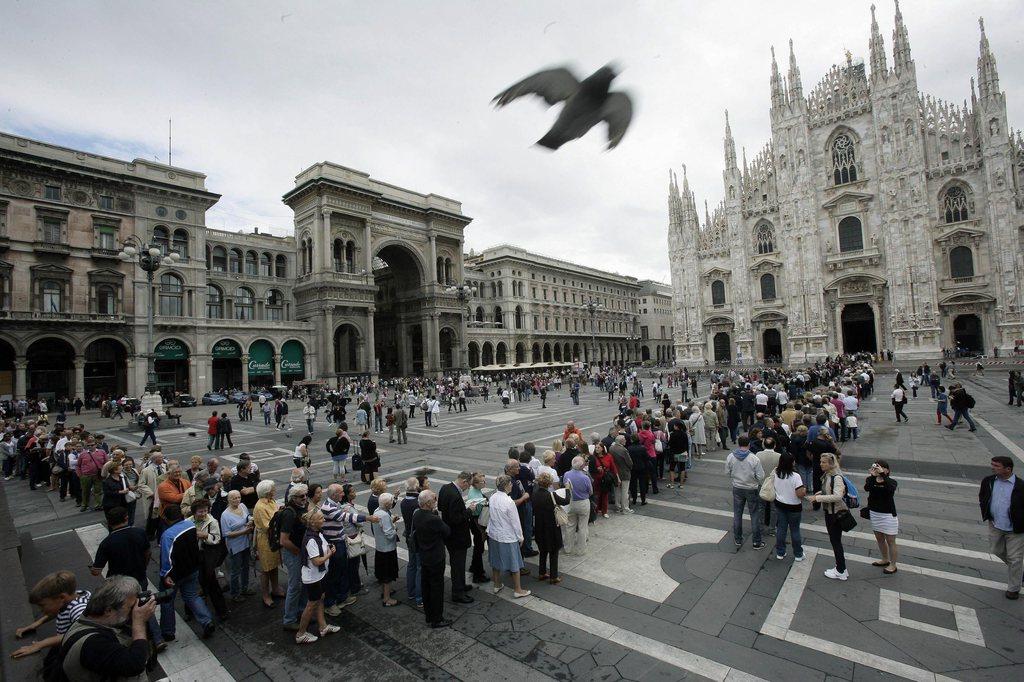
254, 479, 284, 608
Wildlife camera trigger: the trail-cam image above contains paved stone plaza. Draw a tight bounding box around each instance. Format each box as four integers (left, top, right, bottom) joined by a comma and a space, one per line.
5, 370, 1024, 681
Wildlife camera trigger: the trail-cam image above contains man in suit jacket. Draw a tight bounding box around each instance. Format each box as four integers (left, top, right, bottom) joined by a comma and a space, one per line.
411, 489, 451, 627
437, 471, 474, 603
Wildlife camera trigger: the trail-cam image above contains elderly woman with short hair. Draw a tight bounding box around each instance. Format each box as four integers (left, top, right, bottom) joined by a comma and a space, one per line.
532, 472, 570, 584
371, 493, 400, 606
562, 456, 593, 555
486, 475, 531, 598
253, 479, 283, 608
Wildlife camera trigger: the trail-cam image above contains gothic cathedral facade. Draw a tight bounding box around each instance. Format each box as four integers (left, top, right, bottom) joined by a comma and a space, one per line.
668, 2, 1024, 365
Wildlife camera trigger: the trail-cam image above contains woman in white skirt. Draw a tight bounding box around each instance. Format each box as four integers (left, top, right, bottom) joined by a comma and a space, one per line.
864, 459, 899, 575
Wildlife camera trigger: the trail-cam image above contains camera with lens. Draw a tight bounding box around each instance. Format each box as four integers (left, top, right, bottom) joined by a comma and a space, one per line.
137, 589, 175, 606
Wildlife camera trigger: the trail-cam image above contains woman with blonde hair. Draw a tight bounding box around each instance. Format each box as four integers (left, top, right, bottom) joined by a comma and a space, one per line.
253, 479, 283, 608
295, 509, 340, 644
807, 452, 849, 581
538, 451, 558, 488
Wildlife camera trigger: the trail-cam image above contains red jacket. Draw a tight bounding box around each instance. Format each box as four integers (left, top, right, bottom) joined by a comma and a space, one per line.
207, 416, 219, 435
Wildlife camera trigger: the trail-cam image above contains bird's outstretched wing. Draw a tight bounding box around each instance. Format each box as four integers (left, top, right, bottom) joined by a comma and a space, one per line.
600, 92, 633, 149
492, 68, 579, 107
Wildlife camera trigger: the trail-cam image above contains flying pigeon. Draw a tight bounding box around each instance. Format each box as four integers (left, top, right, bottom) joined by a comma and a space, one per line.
492, 64, 633, 150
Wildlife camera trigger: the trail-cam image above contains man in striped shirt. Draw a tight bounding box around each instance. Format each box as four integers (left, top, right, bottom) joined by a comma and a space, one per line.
321, 483, 378, 616
11, 570, 89, 659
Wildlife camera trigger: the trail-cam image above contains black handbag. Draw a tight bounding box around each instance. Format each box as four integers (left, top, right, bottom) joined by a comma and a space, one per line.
859, 508, 871, 520
836, 509, 858, 532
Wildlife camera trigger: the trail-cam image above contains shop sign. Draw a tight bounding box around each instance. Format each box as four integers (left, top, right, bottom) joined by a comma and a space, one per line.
212, 340, 241, 359
154, 339, 188, 360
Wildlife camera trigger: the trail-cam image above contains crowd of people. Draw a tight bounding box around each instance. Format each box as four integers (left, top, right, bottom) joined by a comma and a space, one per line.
4, 354, 1024, 679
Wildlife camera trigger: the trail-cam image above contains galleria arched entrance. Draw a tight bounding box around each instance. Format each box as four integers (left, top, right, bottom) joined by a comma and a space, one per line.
841, 303, 878, 353
373, 244, 427, 376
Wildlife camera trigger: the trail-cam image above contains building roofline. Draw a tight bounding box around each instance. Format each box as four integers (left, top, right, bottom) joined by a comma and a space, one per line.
465, 243, 641, 288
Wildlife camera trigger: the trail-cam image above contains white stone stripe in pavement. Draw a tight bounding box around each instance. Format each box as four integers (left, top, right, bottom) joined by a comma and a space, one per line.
76, 524, 234, 682
877, 589, 986, 648
761, 548, 959, 682
697, 458, 979, 488
511, 595, 767, 682
974, 416, 1024, 467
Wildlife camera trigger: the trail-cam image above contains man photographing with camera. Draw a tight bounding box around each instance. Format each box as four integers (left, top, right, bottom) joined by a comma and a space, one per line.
58, 575, 157, 680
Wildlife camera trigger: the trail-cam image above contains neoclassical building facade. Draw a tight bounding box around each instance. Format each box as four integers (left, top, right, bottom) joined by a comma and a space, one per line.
668, 3, 1024, 364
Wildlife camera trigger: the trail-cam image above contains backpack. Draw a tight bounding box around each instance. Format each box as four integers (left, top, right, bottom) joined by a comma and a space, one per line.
965, 393, 976, 409
267, 508, 286, 552
44, 622, 105, 682
839, 474, 860, 509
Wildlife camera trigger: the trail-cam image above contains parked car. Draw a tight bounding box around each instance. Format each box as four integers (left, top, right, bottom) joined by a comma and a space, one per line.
174, 394, 198, 408
201, 392, 228, 405
229, 390, 248, 404
250, 390, 274, 402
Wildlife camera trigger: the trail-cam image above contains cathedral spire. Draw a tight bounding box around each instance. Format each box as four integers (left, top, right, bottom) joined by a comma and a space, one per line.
892, 0, 913, 75
787, 39, 803, 102
970, 76, 978, 108
770, 45, 786, 109
977, 17, 1000, 100
704, 199, 710, 229
742, 146, 748, 176
868, 4, 888, 78
724, 110, 737, 170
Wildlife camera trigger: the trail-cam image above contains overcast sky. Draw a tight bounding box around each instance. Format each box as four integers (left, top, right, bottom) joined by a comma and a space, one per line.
2, 0, 1022, 283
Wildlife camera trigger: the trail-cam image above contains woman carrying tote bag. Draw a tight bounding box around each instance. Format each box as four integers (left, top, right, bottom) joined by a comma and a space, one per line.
807, 452, 853, 581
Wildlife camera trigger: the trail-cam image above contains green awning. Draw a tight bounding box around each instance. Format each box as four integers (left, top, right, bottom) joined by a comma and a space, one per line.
248, 340, 274, 376
280, 340, 305, 376
154, 338, 188, 360
212, 339, 241, 359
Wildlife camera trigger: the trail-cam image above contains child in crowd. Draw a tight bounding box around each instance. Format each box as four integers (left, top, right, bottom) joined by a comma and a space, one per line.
846, 414, 859, 440
11, 571, 90, 660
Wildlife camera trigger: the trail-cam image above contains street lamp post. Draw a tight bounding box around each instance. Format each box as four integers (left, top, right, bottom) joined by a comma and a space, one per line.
445, 282, 477, 372
582, 296, 603, 367
118, 236, 180, 395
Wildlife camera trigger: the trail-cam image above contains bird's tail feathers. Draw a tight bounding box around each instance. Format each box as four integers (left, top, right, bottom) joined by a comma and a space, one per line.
535, 132, 562, 150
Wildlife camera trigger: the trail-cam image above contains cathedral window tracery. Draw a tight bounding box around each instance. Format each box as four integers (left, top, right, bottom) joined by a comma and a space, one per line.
838, 216, 864, 252
754, 222, 776, 254
760, 273, 777, 301
942, 186, 970, 223
830, 134, 859, 185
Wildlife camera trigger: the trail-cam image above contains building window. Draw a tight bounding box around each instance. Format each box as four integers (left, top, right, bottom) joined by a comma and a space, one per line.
98, 195, 114, 210
838, 216, 864, 252
760, 273, 777, 300
207, 285, 223, 319
212, 246, 227, 272
949, 246, 975, 279
234, 287, 254, 320
266, 289, 284, 320
260, 253, 272, 277
711, 280, 726, 305
831, 134, 858, 185
159, 273, 184, 316
475, 306, 484, 323
171, 229, 189, 258
754, 222, 776, 254
42, 218, 63, 244
228, 248, 242, 274
942, 186, 970, 223
493, 306, 503, 328
245, 251, 258, 276
96, 285, 117, 315
514, 306, 522, 329
45, 185, 61, 201
275, 254, 288, 278
41, 280, 62, 312
153, 226, 170, 254
640, 326, 649, 340
96, 227, 117, 250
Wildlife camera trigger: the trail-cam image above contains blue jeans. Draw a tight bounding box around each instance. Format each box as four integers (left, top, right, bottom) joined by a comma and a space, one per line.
950, 408, 977, 430
797, 466, 813, 492
732, 487, 762, 545
281, 549, 307, 625
324, 540, 346, 607
520, 504, 535, 553
228, 548, 250, 597
774, 506, 803, 558
729, 424, 739, 443
406, 548, 422, 604
160, 571, 213, 637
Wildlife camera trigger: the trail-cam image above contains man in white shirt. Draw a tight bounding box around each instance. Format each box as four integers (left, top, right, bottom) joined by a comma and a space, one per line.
842, 391, 859, 416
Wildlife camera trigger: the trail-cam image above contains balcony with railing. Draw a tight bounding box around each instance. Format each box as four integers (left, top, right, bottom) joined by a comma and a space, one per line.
940, 273, 987, 290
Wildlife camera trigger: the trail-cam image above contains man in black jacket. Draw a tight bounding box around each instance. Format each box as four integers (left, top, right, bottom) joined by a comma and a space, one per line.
437, 472, 474, 603
411, 489, 452, 627
979, 456, 1024, 599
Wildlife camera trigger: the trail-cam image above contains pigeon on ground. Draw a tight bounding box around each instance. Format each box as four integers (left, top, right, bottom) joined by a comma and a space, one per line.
492, 64, 633, 150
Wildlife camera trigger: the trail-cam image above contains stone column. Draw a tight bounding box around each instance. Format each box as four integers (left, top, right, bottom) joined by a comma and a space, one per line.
74, 355, 86, 400
428, 235, 438, 284
833, 303, 843, 354
14, 358, 28, 400
322, 308, 335, 380
869, 300, 883, 352
313, 209, 326, 274
125, 357, 138, 397
273, 353, 282, 385
355, 340, 366, 376
365, 307, 376, 375
364, 221, 373, 273
241, 354, 250, 392
320, 209, 333, 273
426, 313, 441, 374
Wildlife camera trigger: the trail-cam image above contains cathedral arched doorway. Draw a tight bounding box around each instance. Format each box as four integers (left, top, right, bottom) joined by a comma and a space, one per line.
496, 343, 508, 365
762, 329, 782, 363
840, 303, 877, 353
515, 343, 525, 364
27, 338, 75, 399
953, 314, 983, 353
531, 343, 541, 363
482, 342, 494, 367
713, 332, 731, 363
468, 342, 480, 369
438, 328, 456, 370
373, 244, 425, 376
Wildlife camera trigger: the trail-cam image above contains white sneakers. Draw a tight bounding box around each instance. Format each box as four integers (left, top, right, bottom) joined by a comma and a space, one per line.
824, 567, 849, 581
